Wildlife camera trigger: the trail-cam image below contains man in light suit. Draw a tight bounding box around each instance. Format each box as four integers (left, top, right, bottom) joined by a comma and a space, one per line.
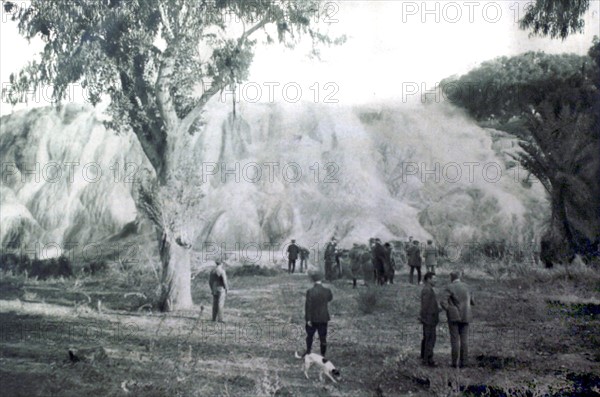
304, 272, 334, 356
440, 271, 475, 368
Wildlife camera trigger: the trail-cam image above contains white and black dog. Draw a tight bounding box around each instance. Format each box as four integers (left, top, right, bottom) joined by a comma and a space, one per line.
295, 351, 341, 383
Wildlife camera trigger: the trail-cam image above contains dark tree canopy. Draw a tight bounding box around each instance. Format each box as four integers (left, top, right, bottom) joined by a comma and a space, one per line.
520, 0, 590, 40
442, 39, 600, 261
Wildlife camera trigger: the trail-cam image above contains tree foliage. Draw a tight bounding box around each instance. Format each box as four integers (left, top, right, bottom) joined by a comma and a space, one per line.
4, 0, 342, 181
2, 0, 343, 310
519, 0, 590, 40
442, 39, 600, 261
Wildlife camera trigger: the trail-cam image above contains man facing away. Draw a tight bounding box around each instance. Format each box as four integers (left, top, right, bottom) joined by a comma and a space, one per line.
407, 240, 423, 284
383, 242, 396, 284
440, 271, 475, 368
304, 272, 333, 356
424, 240, 438, 274
420, 272, 441, 367
324, 237, 337, 281
371, 238, 386, 286
288, 239, 300, 274
209, 260, 229, 322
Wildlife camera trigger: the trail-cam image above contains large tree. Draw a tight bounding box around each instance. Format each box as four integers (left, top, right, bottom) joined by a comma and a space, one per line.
4, 0, 341, 310
442, 42, 600, 264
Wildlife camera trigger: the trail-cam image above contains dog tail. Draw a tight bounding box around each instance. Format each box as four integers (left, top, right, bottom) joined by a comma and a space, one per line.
294, 351, 304, 359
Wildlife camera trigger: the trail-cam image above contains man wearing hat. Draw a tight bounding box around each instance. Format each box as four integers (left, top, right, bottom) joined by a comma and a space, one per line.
287, 239, 300, 274
304, 272, 333, 356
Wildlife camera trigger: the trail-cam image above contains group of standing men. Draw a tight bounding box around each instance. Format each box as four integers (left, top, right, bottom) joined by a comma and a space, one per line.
420, 271, 475, 368
287, 239, 310, 274
406, 237, 439, 284
208, 239, 474, 372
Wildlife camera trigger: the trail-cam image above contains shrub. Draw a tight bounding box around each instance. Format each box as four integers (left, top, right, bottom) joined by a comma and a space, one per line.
228, 264, 279, 277
357, 288, 379, 314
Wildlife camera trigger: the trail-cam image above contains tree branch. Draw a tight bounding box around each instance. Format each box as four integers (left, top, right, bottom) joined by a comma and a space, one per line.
156, 50, 180, 134
177, 15, 272, 135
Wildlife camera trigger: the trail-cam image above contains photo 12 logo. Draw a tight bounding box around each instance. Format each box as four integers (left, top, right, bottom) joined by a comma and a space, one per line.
2, 162, 144, 184
201, 161, 340, 184
201, 81, 340, 104
400, 1, 536, 24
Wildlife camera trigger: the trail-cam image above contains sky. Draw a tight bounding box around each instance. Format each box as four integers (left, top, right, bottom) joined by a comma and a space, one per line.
1, 0, 599, 115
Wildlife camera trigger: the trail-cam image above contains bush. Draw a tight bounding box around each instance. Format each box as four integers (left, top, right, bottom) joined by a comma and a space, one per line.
228, 264, 279, 277
357, 288, 379, 314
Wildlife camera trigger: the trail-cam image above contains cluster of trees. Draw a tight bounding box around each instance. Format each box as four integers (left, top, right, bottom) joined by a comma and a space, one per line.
442, 40, 599, 264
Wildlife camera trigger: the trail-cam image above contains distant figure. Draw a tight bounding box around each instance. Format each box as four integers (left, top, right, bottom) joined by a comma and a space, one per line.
424, 240, 438, 274
420, 272, 441, 367
324, 237, 337, 281
440, 271, 475, 368
209, 260, 229, 322
335, 249, 343, 279
405, 236, 414, 253
407, 240, 423, 284
299, 247, 310, 273
360, 247, 374, 286
371, 238, 387, 286
304, 273, 333, 356
288, 239, 300, 274
349, 244, 363, 288
383, 242, 396, 284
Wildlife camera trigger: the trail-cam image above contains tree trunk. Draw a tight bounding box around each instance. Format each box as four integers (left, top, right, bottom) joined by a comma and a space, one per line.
158, 231, 193, 312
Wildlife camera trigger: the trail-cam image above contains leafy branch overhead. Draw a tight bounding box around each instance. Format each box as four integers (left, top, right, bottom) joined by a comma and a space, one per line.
3, 0, 344, 181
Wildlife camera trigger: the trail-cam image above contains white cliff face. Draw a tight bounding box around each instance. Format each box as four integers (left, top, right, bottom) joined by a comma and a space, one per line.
0, 100, 547, 258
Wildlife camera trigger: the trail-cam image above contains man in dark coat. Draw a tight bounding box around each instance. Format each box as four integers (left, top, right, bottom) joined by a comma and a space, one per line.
440, 271, 475, 368
287, 239, 300, 274
324, 237, 337, 281
371, 238, 386, 285
383, 242, 396, 284
407, 240, 422, 284
299, 247, 309, 273
420, 272, 440, 366
304, 273, 334, 356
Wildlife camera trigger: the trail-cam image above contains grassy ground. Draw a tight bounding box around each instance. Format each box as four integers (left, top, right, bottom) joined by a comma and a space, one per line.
0, 260, 599, 397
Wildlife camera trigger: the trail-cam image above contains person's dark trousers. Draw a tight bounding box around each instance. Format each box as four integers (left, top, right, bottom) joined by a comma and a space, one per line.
352, 278, 357, 288
325, 261, 333, 280
288, 258, 296, 273
300, 259, 306, 272
448, 322, 469, 367
409, 266, 422, 284
306, 322, 328, 356
420, 324, 437, 364
212, 289, 226, 322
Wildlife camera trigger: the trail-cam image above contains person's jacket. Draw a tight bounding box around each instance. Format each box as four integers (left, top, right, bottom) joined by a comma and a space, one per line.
420, 284, 440, 325
305, 283, 333, 323
288, 243, 300, 260
407, 245, 422, 267
441, 279, 475, 323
